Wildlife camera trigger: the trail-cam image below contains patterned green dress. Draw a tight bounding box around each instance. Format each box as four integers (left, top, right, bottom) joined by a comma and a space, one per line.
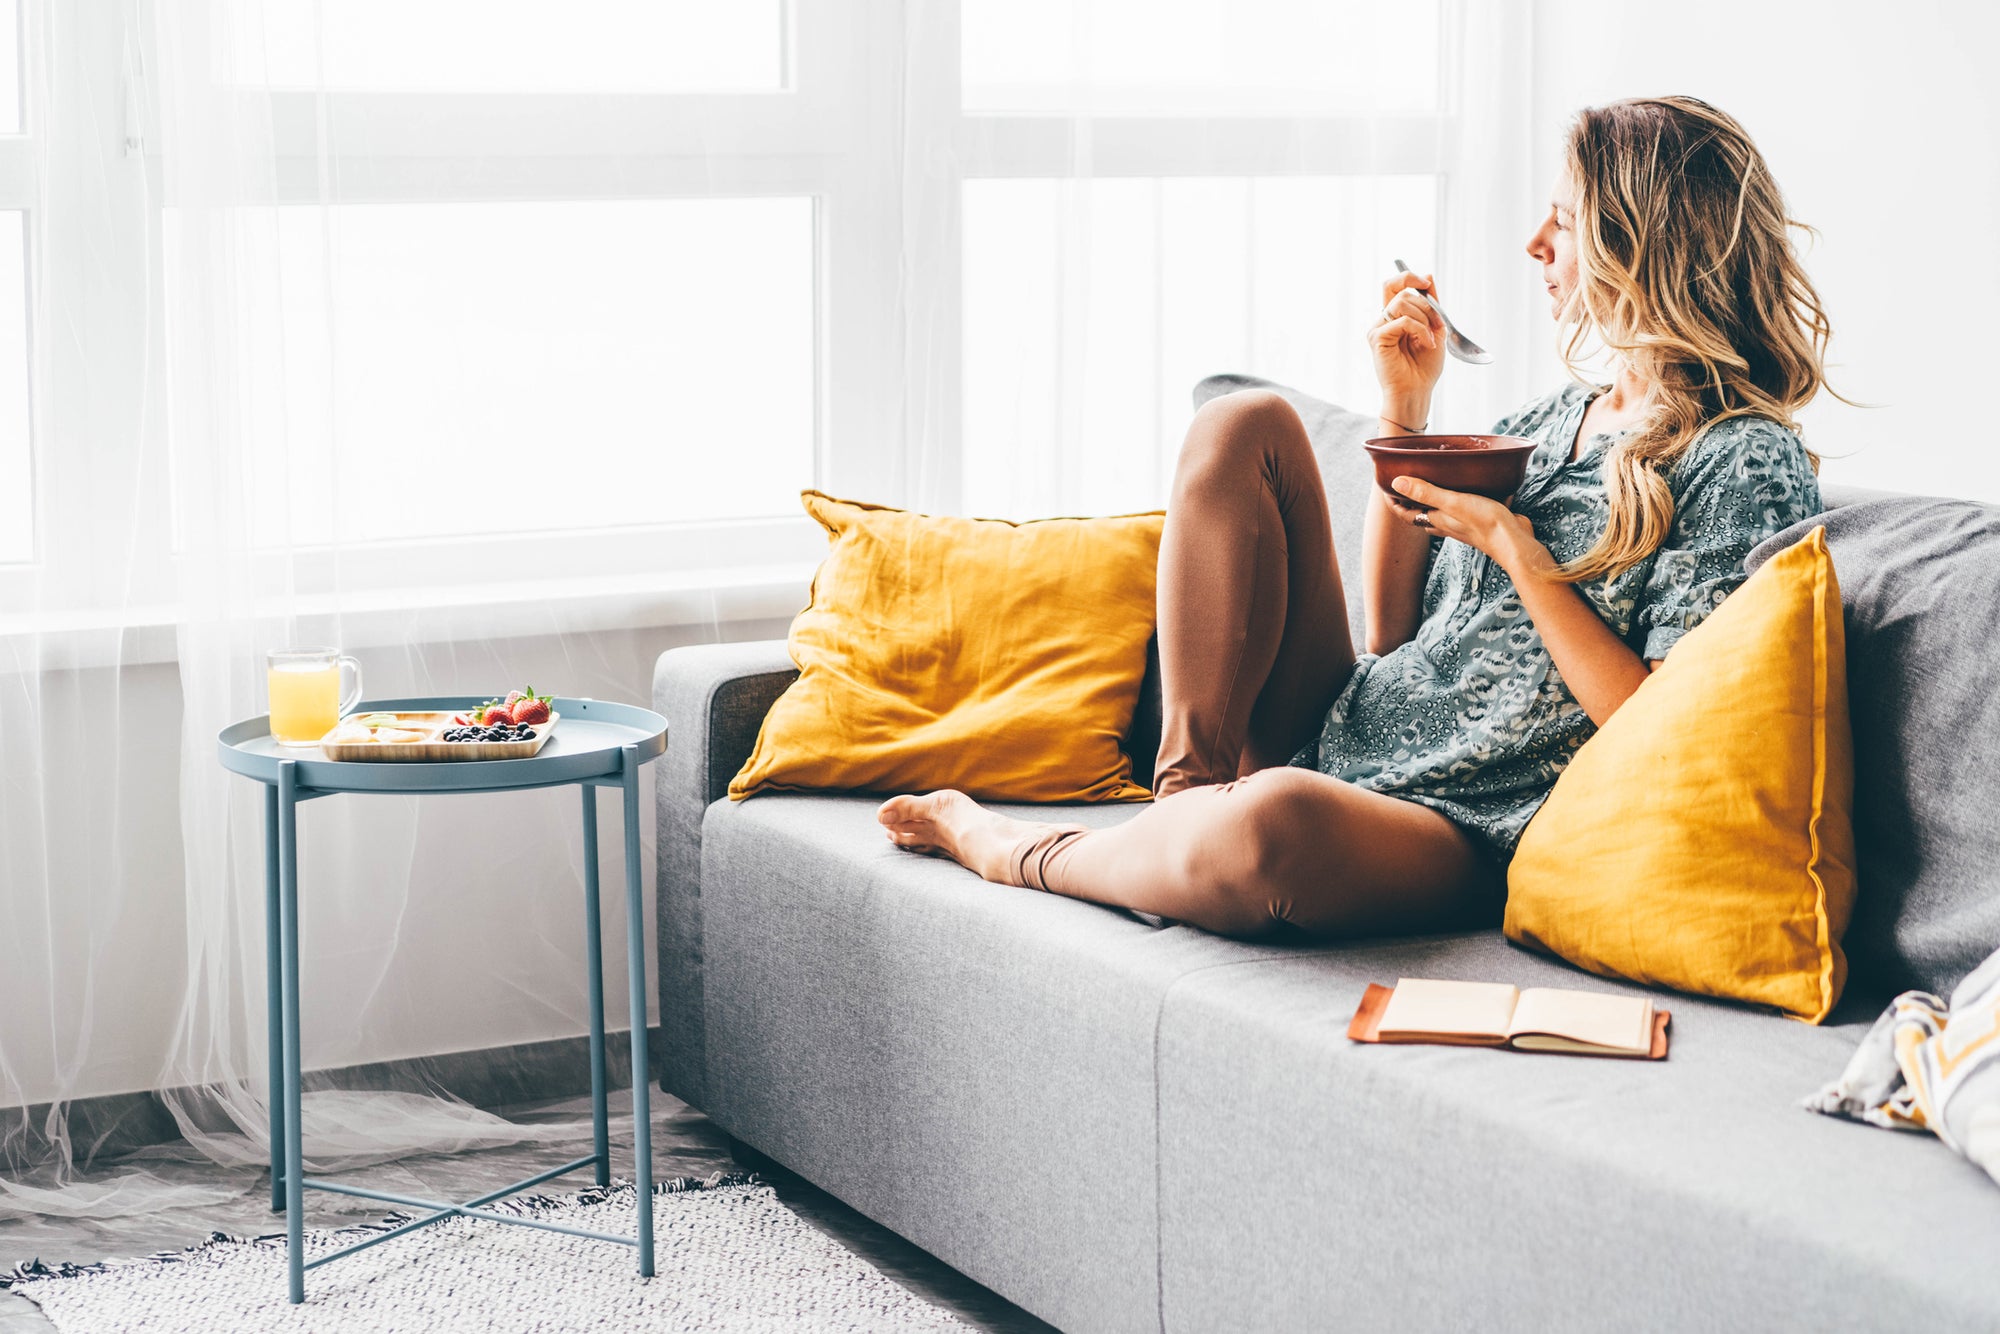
1291, 380, 1823, 861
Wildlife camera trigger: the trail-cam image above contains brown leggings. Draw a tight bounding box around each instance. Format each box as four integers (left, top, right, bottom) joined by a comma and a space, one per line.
1007, 390, 1502, 939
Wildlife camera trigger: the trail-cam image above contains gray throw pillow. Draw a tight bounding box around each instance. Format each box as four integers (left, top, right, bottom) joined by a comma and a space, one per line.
1747, 498, 2000, 1000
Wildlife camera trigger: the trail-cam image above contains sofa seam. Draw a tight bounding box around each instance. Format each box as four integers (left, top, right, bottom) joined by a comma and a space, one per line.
1151, 949, 1347, 1334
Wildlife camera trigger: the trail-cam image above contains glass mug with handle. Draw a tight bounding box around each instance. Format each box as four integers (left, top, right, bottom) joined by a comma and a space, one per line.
267, 648, 364, 746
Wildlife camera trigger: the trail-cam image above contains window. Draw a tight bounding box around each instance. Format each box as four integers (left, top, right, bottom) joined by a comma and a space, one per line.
0, 210, 26, 563
10, 0, 832, 618
7, 0, 1485, 627
1, 0, 26, 564
962, 0, 1438, 115
954, 0, 1449, 518
963, 176, 1436, 520
0, 0, 18, 134
210, 198, 814, 548
234, 0, 786, 94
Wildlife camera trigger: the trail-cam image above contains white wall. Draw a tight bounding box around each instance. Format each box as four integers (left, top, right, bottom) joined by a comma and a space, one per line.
1527, 0, 2000, 499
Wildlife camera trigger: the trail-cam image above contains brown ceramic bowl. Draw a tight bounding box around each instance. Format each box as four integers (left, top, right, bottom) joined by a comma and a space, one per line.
1361, 434, 1538, 506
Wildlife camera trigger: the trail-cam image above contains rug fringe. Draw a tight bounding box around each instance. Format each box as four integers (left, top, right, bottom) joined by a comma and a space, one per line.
0, 1170, 765, 1290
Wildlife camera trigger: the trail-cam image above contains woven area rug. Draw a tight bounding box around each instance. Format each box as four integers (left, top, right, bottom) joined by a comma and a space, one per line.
1, 1173, 961, 1332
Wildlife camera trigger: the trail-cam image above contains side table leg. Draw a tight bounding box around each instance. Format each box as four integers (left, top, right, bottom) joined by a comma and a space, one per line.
276, 762, 306, 1304
264, 783, 285, 1214
620, 745, 654, 1277
580, 784, 610, 1188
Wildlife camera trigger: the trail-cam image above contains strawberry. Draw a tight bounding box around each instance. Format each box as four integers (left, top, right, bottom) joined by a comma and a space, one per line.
511, 691, 552, 726
504, 690, 525, 707
478, 702, 513, 726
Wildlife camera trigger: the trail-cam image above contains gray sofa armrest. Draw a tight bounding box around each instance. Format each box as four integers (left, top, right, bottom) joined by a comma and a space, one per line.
652, 639, 799, 1108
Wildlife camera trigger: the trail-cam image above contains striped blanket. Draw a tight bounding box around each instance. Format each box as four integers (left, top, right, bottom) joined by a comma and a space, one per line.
1805, 945, 2000, 1186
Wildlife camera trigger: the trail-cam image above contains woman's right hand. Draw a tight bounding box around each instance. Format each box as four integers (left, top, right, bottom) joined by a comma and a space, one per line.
1369, 270, 1447, 425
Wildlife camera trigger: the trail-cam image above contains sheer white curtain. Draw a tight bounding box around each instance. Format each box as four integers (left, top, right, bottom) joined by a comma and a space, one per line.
950, 0, 1538, 522
0, 0, 1534, 1222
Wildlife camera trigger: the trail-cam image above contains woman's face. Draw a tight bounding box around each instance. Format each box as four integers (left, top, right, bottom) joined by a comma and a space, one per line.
1526, 174, 1579, 319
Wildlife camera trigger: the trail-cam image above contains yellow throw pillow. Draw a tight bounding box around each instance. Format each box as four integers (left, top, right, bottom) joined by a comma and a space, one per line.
1504, 526, 1856, 1023
728, 490, 1164, 804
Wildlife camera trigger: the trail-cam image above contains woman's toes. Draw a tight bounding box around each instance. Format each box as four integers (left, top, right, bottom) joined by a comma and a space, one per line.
878, 792, 960, 855
876, 792, 976, 856
881, 791, 964, 824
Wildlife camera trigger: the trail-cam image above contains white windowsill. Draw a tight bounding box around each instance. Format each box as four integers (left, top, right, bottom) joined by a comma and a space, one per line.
0, 562, 817, 673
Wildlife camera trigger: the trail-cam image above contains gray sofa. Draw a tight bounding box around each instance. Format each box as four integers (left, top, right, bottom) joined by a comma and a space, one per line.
653, 374, 2000, 1332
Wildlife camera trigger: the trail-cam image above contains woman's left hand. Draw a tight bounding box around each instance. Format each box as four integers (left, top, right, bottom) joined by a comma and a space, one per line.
1386, 475, 1555, 582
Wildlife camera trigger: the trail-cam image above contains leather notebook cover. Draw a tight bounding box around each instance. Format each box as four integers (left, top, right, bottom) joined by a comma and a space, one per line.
1346, 983, 1670, 1060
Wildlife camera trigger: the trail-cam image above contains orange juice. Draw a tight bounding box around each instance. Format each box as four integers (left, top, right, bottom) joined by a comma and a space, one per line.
269, 662, 341, 744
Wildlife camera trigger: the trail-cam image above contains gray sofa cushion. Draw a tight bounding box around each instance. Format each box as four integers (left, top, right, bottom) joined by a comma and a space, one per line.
1748, 497, 2000, 999
1155, 934, 2000, 1333
700, 791, 1242, 1334
696, 788, 2000, 1333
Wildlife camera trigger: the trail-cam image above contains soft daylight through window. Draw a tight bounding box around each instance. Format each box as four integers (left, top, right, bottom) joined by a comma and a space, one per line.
231, 0, 786, 93
961, 174, 1436, 519
961, 0, 1439, 114
0, 210, 27, 563
0, 0, 20, 134
193, 197, 816, 549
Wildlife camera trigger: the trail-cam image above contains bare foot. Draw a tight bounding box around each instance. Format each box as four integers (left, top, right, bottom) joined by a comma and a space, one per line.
876, 789, 1061, 886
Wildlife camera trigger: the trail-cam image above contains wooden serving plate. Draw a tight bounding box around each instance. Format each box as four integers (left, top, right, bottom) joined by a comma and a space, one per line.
317, 711, 559, 763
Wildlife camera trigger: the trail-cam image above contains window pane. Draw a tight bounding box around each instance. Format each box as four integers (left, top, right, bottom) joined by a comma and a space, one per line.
230, 0, 784, 93
962, 176, 1436, 521
201, 199, 813, 548
0, 211, 28, 561
0, 0, 18, 134
963, 0, 1439, 115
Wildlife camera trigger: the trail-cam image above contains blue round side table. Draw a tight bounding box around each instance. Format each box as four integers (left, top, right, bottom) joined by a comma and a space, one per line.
218, 696, 668, 1304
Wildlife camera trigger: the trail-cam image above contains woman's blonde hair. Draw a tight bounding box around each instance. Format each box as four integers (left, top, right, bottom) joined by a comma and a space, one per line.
1554, 95, 1832, 583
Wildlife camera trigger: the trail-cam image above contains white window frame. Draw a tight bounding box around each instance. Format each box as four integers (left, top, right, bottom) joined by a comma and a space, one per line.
0, 0, 36, 572
1, 0, 1494, 649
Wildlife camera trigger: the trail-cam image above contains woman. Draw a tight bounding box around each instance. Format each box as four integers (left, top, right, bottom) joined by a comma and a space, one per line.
876, 96, 1831, 939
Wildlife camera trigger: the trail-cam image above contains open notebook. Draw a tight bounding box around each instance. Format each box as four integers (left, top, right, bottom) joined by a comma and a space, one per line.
1348, 978, 1670, 1060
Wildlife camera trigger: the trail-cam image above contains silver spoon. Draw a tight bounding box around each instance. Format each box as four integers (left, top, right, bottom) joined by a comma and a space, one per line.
1394, 258, 1493, 365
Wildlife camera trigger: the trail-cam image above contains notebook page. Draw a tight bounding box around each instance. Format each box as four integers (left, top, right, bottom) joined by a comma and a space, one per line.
1508, 988, 1652, 1052
1376, 978, 1519, 1040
